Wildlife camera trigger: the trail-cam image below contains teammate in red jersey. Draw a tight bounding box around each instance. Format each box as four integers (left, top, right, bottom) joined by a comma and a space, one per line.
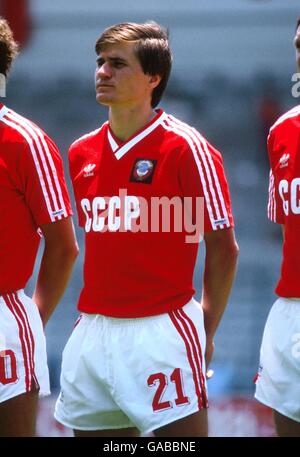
54, 21, 238, 437
255, 18, 300, 437
0, 17, 79, 436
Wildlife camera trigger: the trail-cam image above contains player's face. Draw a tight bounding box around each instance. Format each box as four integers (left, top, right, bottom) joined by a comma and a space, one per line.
95, 42, 159, 108
294, 25, 300, 72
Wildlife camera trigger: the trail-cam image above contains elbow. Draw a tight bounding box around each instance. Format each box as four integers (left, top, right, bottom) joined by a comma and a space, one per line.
68, 242, 80, 263
222, 240, 239, 266
233, 241, 240, 260
55, 241, 79, 265
230, 241, 239, 265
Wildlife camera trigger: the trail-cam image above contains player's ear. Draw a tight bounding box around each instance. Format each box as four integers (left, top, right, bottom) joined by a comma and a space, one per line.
149, 74, 161, 90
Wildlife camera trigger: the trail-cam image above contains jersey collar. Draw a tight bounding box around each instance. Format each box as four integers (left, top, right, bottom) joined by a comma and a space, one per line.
107, 109, 167, 160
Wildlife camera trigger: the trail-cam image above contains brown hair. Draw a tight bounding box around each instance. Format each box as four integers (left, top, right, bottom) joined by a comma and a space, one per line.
0, 17, 18, 76
95, 21, 172, 108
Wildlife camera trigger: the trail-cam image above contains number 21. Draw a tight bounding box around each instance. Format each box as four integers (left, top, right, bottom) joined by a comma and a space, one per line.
147, 368, 190, 412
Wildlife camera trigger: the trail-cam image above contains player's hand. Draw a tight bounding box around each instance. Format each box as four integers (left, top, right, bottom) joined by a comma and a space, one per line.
206, 369, 214, 380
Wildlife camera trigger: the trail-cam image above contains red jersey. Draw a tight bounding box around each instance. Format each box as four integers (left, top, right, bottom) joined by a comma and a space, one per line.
69, 109, 234, 317
0, 103, 72, 294
268, 105, 300, 297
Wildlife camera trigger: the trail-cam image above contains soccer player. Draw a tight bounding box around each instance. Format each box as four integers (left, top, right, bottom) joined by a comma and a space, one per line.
0, 17, 78, 436
254, 18, 300, 437
54, 21, 239, 437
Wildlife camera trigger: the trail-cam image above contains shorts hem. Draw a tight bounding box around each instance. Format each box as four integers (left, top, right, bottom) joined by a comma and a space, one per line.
54, 413, 134, 431
39, 390, 51, 398
254, 393, 300, 423
140, 406, 203, 435
0, 388, 50, 404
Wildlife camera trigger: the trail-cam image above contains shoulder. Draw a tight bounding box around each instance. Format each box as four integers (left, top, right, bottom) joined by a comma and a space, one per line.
161, 113, 222, 162
160, 113, 197, 147
69, 122, 107, 156
268, 106, 300, 159
0, 105, 57, 154
269, 105, 300, 134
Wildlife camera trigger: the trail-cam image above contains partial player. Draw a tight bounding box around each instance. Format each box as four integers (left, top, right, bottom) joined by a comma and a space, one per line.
0, 17, 78, 437
255, 17, 300, 437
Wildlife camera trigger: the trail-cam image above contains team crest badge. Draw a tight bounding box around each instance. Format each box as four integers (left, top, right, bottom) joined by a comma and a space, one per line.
130, 158, 157, 184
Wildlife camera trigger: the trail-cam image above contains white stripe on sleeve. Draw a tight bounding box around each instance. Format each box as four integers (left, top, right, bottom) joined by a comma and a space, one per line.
8, 111, 68, 218
168, 115, 230, 229
268, 169, 276, 222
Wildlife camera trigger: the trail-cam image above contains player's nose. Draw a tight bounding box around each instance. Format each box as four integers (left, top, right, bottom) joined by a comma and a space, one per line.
96, 61, 112, 79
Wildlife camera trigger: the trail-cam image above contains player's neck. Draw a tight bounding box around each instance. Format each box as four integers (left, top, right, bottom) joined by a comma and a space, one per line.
108, 104, 156, 142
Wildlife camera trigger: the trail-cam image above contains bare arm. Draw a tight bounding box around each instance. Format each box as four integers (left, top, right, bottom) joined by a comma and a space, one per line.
33, 217, 79, 326
201, 227, 239, 368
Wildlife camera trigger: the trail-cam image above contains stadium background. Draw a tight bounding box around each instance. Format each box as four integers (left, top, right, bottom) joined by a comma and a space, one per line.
1, 0, 299, 436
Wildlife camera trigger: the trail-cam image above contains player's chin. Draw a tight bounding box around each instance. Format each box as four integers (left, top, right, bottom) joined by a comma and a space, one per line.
95, 94, 112, 106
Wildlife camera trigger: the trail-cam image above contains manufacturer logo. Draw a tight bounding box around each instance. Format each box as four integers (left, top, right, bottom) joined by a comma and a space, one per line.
83, 163, 96, 177
130, 158, 157, 184
279, 153, 290, 168
214, 218, 228, 227
52, 209, 65, 217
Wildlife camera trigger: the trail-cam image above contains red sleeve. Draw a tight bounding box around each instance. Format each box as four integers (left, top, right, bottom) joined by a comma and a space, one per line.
16, 132, 73, 226
68, 143, 85, 228
267, 130, 285, 224
178, 136, 234, 233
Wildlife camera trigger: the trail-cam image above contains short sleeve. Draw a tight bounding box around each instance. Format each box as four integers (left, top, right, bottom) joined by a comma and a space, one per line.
267, 131, 284, 224
178, 135, 234, 233
68, 143, 86, 228
17, 132, 73, 226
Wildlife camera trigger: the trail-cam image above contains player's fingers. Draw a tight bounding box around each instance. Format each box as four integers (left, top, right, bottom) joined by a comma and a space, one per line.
206, 369, 214, 380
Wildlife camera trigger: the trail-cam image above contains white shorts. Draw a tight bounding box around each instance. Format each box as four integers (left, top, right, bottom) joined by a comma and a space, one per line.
255, 297, 300, 422
0, 290, 50, 403
54, 298, 208, 434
